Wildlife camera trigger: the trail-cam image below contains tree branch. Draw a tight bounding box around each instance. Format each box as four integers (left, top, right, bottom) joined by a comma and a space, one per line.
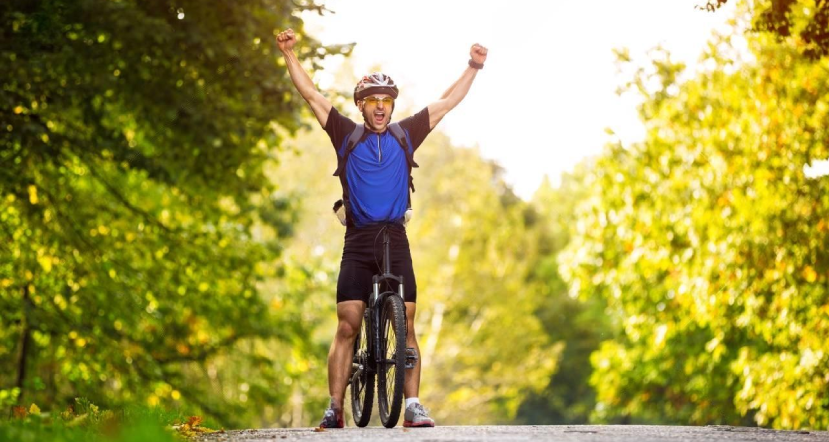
75, 153, 174, 234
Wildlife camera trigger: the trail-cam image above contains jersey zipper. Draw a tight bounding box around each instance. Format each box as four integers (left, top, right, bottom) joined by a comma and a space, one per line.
377, 133, 382, 163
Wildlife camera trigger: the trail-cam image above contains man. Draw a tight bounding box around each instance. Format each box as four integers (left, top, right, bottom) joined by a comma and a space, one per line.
276, 28, 487, 428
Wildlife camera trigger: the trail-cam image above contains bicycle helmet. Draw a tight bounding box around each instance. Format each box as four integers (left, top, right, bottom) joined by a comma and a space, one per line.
353, 72, 399, 104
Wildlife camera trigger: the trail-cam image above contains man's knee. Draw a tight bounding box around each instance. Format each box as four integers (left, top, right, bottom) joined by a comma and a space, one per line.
336, 319, 361, 340
335, 300, 364, 339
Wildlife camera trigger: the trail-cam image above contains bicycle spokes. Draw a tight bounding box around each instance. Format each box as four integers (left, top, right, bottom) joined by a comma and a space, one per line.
383, 316, 398, 404
350, 316, 374, 427
377, 294, 406, 427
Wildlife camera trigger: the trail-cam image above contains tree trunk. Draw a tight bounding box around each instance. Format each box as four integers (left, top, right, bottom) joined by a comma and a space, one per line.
16, 284, 32, 404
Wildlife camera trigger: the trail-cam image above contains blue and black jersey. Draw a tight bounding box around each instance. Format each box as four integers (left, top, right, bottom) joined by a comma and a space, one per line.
324, 107, 432, 228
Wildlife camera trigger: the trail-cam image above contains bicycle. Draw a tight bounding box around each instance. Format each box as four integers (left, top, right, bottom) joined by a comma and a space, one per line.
349, 224, 418, 428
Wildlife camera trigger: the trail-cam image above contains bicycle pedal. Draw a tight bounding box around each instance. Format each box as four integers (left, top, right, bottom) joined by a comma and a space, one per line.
405, 347, 418, 369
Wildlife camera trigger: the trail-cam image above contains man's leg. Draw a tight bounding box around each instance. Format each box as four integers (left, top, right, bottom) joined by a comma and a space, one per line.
403, 301, 421, 397
321, 300, 365, 427
403, 301, 435, 427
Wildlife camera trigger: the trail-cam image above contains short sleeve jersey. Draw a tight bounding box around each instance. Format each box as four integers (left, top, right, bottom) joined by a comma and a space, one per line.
324, 107, 432, 227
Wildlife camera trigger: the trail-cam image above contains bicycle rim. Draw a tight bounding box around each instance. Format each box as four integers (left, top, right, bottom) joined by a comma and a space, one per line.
377, 294, 406, 428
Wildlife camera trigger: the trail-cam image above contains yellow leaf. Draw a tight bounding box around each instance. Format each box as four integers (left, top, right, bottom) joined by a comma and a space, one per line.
28, 185, 38, 204
803, 266, 817, 283
37, 255, 53, 273
29, 404, 40, 414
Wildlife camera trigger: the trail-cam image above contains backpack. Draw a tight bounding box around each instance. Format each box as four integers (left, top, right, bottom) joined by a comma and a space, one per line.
332, 122, 419, 226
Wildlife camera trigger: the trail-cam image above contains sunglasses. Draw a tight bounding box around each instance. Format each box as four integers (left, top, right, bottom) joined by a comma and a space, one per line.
362, 96, 394, 107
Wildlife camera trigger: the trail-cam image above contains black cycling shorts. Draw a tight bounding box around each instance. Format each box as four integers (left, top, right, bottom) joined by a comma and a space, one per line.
337, 223, 417, 304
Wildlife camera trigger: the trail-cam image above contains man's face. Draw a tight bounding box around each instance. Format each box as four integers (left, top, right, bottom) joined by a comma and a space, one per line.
359, 94, 394, 132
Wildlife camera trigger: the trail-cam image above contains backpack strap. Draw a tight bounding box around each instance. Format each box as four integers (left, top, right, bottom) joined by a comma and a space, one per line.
388, 123, 419, 193
332, 124, 366, 177
331, 124, 365, 227
388, 123, 419, 170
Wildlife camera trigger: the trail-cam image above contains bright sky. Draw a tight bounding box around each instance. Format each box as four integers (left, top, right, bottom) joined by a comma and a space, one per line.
301, 0, 738, 199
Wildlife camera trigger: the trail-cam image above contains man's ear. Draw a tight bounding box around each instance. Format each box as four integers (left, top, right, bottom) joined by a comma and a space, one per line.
357, 100, 364, 112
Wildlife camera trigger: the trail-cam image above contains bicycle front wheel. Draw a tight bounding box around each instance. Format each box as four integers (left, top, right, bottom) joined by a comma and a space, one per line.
377, 293, 406, 428
350, 312, 374, 427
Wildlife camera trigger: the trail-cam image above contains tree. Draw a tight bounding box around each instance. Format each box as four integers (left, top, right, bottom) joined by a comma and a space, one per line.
560, 14, 829, 428
406, 131, 560, 424
515, 167, 615, 425
701, 0, 829, 59
0, 0, 349, 426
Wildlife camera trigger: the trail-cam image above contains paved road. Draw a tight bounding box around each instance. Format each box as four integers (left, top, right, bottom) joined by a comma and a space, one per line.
195, 425, 829, 442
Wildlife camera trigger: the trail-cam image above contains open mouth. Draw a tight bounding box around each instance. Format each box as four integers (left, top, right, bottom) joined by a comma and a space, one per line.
373, 111, 385, 125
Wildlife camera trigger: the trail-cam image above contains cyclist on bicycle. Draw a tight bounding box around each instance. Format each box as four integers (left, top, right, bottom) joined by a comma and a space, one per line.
276, 28, 487, 428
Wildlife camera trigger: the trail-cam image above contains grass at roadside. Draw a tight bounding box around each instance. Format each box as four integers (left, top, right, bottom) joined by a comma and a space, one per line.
0, 398, 220, 442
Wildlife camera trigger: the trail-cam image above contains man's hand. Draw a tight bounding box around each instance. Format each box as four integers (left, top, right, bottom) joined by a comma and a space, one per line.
275, 27, 332, 127
470, 43, 488, 65
276, 28, 297, 53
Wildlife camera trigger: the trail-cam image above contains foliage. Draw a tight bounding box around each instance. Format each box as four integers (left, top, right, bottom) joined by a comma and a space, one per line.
254, 125, 347, 427
0, 0, 350, 427
700, 0, 829, 59
515, 167, 615, 425
10, 0, 829, 431
0, 398, 201, 442
560, 12, 829, 429
408, 131, 560, 424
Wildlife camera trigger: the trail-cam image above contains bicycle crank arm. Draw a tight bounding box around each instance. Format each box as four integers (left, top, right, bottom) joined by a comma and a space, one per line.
351, 363, 364, 380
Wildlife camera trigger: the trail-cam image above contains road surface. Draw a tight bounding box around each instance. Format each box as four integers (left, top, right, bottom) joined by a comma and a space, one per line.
194, 425, 829, 442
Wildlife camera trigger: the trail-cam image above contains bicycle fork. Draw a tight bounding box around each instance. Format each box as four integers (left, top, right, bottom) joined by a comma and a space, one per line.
375, 227, 419, 370
370, 278, 418, 370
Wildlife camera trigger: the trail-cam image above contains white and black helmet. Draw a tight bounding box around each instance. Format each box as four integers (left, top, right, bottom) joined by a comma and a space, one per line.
354, 72, 399, 104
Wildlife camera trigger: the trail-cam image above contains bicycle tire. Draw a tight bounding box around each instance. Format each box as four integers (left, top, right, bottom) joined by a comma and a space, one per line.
350, 313, 374, 427
377, 293, 406, 428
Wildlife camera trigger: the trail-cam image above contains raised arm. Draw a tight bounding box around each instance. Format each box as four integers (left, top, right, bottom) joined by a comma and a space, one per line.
427, 43, 489, 130
276, 29, 333, 127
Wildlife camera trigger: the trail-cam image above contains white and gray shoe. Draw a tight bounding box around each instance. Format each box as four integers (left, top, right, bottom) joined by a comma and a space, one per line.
403, 403, 435, 427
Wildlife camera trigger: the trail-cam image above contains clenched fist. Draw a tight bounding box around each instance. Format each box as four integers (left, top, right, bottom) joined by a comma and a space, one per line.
276, 28, 297, 53
470, 43, 488, 65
